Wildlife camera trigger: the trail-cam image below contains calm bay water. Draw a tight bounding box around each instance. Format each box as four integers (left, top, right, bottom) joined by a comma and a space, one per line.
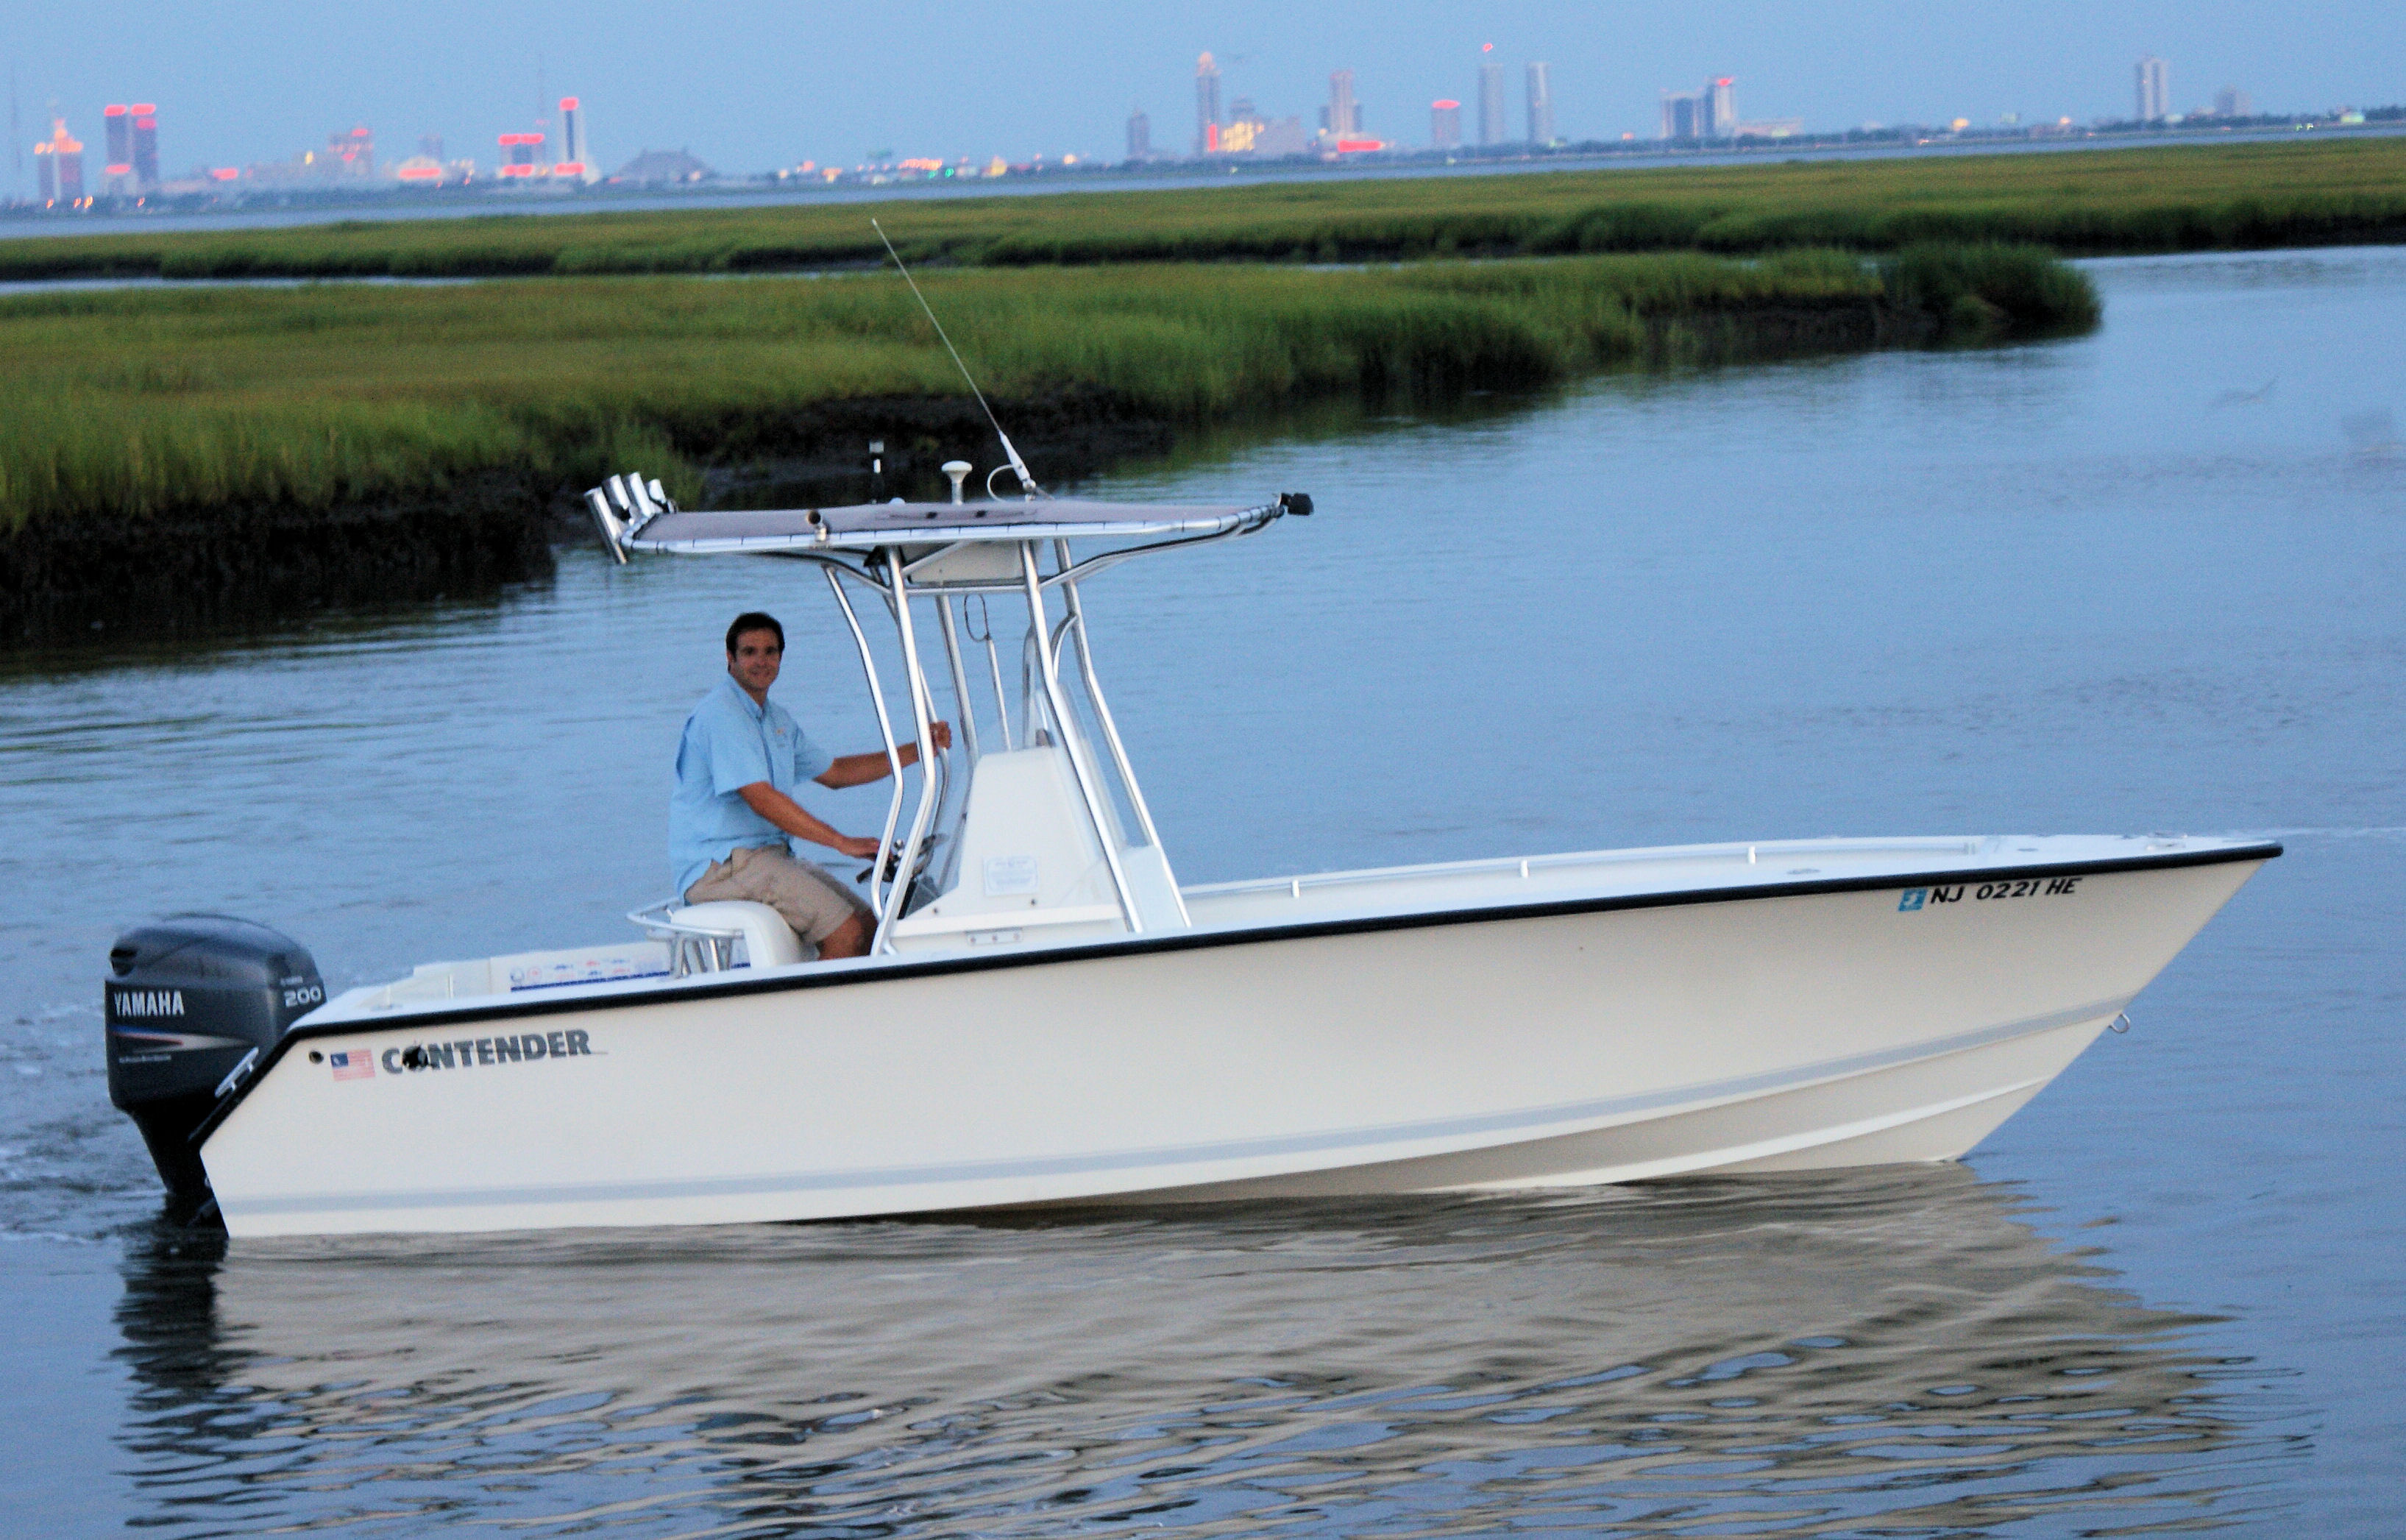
2, 248, 2401, 1534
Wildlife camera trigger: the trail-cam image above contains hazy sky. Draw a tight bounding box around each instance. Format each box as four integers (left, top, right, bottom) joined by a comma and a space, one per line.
4, 1, 2401, 183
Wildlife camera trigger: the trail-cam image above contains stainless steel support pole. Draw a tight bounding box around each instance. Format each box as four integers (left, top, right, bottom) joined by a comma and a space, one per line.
1054, 539, 1189, 928
823, 565, 906, 923
877, 550, 944, 953
1020, 542, 1143, 934
967, 596, 1012, 751
936, 596, 980, 765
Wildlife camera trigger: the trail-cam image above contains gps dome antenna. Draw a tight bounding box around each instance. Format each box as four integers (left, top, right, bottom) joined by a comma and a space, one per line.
870, 218, 1042, 498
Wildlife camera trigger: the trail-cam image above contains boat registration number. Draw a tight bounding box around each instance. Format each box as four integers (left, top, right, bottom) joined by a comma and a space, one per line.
1898, 876, 2082, 911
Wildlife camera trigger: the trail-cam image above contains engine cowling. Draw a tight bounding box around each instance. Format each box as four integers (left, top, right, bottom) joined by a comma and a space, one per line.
105, 915, 324, 1205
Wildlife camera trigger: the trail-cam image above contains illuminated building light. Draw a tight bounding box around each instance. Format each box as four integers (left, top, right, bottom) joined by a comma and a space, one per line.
210, 167, 238, 180
1333, 138, 1385, 152
498, 130, 548, 176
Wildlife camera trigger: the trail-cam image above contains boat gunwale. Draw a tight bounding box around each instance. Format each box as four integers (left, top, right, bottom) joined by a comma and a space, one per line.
191, 840, 2280, 1151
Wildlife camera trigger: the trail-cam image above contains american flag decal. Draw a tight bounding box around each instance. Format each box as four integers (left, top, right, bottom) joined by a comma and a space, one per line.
328, 1048, 375, 1081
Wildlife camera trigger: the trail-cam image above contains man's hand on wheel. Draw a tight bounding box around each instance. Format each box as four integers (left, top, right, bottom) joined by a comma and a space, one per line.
836, 834, 882, 860
927, 720, 954, 752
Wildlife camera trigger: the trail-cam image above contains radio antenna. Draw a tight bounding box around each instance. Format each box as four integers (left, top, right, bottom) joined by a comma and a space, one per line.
870, 218, 1040, 497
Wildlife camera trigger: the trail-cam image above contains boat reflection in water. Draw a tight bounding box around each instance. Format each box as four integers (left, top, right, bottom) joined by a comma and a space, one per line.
113, 1168, 2296, 1536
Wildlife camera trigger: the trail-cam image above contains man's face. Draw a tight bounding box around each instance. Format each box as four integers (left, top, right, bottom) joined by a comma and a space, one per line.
728, 629, 783, 695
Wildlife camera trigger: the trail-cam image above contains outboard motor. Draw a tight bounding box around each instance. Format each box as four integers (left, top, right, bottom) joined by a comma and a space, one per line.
105, 915, 324, 1204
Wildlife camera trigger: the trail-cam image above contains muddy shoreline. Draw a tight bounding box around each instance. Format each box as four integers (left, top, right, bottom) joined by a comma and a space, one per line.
0, 391, 1182, 644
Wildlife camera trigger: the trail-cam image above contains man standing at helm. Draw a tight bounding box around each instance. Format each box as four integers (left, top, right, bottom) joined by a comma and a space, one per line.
672, 611, 950, 959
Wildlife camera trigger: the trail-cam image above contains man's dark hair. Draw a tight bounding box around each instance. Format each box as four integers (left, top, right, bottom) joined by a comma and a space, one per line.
725, 611, 784, 654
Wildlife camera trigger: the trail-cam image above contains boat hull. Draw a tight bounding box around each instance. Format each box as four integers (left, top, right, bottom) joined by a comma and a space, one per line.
199, 851, 2265, 1237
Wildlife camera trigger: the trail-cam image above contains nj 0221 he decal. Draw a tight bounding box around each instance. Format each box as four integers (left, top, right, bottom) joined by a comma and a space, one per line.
1901, 876, 2084, 912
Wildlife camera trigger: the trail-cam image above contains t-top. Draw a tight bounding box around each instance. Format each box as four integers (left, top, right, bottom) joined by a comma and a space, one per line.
670, 672, 834, 894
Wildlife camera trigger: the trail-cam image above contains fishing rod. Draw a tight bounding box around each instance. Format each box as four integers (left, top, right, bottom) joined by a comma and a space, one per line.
870, 218, 1042, 498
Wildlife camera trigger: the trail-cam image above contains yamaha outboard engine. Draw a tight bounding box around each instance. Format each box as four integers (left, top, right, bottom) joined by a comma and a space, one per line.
105, 915, 324, 1204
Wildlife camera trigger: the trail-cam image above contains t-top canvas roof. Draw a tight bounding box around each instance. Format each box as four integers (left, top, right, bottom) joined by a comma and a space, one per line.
626, 497, 1291, 555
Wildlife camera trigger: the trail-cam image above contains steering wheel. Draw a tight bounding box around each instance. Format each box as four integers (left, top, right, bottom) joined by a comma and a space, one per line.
856, 832, 947, 885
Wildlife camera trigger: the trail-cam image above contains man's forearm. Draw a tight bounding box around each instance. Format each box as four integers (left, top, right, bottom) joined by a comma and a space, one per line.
737, 783, 854, 851
819, 744, 916, 789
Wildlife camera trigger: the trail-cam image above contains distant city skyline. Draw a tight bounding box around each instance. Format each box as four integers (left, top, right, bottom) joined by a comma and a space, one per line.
2, 0, 2400, 185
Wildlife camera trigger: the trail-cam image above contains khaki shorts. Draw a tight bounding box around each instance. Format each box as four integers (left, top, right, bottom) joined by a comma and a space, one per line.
684, 845, 873, 948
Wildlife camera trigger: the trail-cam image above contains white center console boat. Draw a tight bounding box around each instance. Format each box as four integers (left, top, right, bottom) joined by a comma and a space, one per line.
104, 472, 2278, 1237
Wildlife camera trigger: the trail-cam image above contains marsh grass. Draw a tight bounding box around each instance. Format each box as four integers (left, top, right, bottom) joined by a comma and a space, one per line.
2, 138, 2399, 284
0, 249, 2084, 531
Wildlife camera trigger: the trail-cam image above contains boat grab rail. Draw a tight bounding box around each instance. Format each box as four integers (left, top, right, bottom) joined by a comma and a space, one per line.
1185, 837, 1995, 900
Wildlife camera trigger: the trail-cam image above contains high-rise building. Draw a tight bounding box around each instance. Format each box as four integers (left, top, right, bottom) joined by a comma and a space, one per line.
1706, 77, 1735, 138
498, 132, 544, 176
1323, 69, 1360, 138
557, 97, 592, 180
131, 104, 157, 187
36, 116, 82, 201
2136, 57, 2170, 121
1660, 91, 1701, 139
1477, 50, 1506, 144
1431, 99, 1462, 149
102, 104, 132, 190
1525, 62, 1554, 144
1126, 107, 1151, 161
419, 134, 444, 161
2214, 85, 2251, 118
1195, 53, 1222, 155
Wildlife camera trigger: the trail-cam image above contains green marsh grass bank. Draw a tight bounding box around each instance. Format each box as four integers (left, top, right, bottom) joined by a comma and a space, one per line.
0, 248, 2091, 637
1, 138, 2399, 283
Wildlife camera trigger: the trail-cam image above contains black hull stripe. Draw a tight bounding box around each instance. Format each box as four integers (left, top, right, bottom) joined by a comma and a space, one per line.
194, 842, 2278, 1149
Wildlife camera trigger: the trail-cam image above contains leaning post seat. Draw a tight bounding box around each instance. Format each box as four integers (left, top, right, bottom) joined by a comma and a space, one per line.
631, 901, 806, 974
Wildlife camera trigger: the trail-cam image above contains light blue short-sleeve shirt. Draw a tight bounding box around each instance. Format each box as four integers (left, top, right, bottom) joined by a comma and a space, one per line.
670, 673, 835, 893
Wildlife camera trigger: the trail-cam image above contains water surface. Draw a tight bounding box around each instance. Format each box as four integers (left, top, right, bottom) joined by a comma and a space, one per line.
1, 247, 2400, 1534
